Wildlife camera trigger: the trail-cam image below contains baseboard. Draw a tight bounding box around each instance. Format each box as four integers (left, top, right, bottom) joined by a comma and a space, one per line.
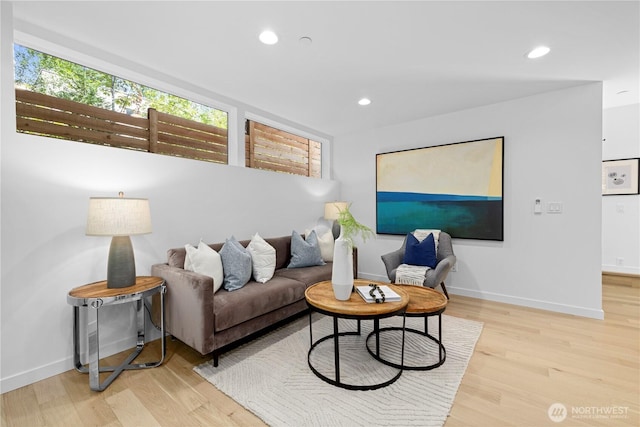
359, 272, 604, 319
449, 287, 604, 320
602, 271, 640, 288
0, 334, 137, 394
601, 265, 640, 276
0, 356, 72, 395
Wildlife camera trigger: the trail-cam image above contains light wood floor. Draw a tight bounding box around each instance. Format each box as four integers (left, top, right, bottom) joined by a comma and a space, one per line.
2, 275, 638, 427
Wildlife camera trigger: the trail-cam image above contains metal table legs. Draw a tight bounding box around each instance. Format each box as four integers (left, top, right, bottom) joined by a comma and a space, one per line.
307, 312, 406, 390
73, 285, 166, 391
365, 311, 446, 371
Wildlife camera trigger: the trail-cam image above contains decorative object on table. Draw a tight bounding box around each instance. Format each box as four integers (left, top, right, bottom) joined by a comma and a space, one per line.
86, 192, 152, 288
356, 284, 402, 303
381, 231, 456, 299
602, 158, 640, 195
376, 136, 504, 241
324, 202, 374, 300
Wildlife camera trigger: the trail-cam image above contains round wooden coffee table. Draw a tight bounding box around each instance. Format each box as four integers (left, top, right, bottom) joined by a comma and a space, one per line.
366, 285, 448, 370
305, 279, 409, 390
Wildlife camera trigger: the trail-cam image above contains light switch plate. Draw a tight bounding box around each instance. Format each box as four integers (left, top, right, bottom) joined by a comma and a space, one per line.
548, 202, 563, 213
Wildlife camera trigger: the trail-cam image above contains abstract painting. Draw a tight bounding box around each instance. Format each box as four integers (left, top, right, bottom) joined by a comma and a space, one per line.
376, 136, 504, 241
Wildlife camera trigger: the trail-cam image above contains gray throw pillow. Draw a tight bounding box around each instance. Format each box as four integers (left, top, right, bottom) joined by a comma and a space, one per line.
288, 230, 325, 268
220, 236, 252, 291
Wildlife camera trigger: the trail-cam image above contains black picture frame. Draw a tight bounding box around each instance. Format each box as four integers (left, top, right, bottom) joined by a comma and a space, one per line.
602, 158, 640, 196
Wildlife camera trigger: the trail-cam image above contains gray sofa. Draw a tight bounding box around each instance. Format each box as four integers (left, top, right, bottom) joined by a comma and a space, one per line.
151, 235, 347, 366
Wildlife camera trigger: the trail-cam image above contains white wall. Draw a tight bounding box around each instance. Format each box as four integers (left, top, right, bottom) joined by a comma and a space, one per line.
0, 4, 339, 393
602, 104, 640, 275
333, 83, 604, 320
0, 130, 339, 395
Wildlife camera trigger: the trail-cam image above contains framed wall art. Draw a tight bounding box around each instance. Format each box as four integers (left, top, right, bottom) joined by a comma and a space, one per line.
602, 158, 640, 196
376, 136, 504, 241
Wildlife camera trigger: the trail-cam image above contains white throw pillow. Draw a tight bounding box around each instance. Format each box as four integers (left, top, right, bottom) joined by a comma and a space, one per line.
247, 233, 276, 283
413, 229, 441, 252
185, 241, 224, 292
306, 228, 335, 262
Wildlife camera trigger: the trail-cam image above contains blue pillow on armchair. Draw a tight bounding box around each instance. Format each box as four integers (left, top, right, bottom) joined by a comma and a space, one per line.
403, 232, 437, 268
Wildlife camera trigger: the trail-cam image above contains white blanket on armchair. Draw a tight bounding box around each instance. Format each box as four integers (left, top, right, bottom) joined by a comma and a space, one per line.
395, 263, 430, 286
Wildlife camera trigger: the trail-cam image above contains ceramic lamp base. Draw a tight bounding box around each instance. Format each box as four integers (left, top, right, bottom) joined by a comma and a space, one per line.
107, 236, 136, 288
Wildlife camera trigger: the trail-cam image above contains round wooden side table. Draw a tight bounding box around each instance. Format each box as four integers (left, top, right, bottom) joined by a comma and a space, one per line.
365, 285, 448, 370
304, 279, 409, 390
67, 276, 166, 391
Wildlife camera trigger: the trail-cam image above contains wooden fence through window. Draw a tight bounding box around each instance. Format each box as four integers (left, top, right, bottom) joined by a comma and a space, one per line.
246, 120, 321, 178
15, 89, 228, 164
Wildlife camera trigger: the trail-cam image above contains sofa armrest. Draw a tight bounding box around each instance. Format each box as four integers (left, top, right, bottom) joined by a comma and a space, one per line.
151, 263, 215, 355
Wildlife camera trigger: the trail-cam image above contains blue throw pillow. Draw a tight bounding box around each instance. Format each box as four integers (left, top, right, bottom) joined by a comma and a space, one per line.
288, 230, 325, 268
403, 232, 437, 268
220, 236, 252, 291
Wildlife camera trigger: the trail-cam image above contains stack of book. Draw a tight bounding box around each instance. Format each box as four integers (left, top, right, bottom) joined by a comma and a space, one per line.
356, 285, 402, 303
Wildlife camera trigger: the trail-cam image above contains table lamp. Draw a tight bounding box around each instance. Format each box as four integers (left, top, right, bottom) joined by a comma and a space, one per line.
324, 201, 348, 238
86, 192, 152, 288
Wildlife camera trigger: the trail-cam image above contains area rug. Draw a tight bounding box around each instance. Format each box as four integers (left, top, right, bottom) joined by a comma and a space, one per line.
195, 313, 483, 427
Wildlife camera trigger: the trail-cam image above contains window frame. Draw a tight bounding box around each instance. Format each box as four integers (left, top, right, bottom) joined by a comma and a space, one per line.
245, 112, 328, 178
13, 30, 330, 177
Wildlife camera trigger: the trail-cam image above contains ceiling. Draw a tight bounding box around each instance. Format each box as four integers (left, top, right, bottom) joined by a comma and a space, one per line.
11, 1, 640, 137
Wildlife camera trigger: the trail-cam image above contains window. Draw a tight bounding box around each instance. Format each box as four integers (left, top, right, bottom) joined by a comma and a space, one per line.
14, 44, 228, 164
246, 120, 321, 178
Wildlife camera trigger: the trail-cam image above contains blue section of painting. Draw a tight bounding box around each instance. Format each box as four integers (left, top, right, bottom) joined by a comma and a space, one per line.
376, 192, 503, 241
377, 191, 501, 202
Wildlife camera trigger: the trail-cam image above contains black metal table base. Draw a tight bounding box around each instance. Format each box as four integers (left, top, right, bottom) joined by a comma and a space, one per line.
365, 312, 446, 371
307, 313, 406, 390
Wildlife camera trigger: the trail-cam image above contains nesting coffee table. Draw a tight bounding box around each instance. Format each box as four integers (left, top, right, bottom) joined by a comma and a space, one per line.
366, 285, 448, 370
304, 279, 409, 390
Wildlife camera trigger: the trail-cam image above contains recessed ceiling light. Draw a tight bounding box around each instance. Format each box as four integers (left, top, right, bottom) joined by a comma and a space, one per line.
527, 46, 550, 59
616, 90, 629, 95
259, 30, 278, 45
299, 36, 313, 46
358, 98, 372, 106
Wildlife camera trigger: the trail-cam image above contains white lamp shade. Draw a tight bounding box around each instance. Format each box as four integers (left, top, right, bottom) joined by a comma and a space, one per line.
324, 201, 349, 220
86, 197, 152, 236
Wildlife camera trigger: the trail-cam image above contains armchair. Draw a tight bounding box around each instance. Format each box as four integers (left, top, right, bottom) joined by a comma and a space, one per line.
381, 231, 456, 299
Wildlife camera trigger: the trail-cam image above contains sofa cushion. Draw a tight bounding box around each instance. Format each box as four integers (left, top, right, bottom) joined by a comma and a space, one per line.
306, 228, 335, 262
168, 236, 293, 270
247, 233, 276, 283
220, 236, 253, 291
167, 247, 187, 269
184, 241, 224, 292
288, 230, 325, 268
275, 263, 333, 287
264, 236, 293, 270
213, 277, 306, 331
